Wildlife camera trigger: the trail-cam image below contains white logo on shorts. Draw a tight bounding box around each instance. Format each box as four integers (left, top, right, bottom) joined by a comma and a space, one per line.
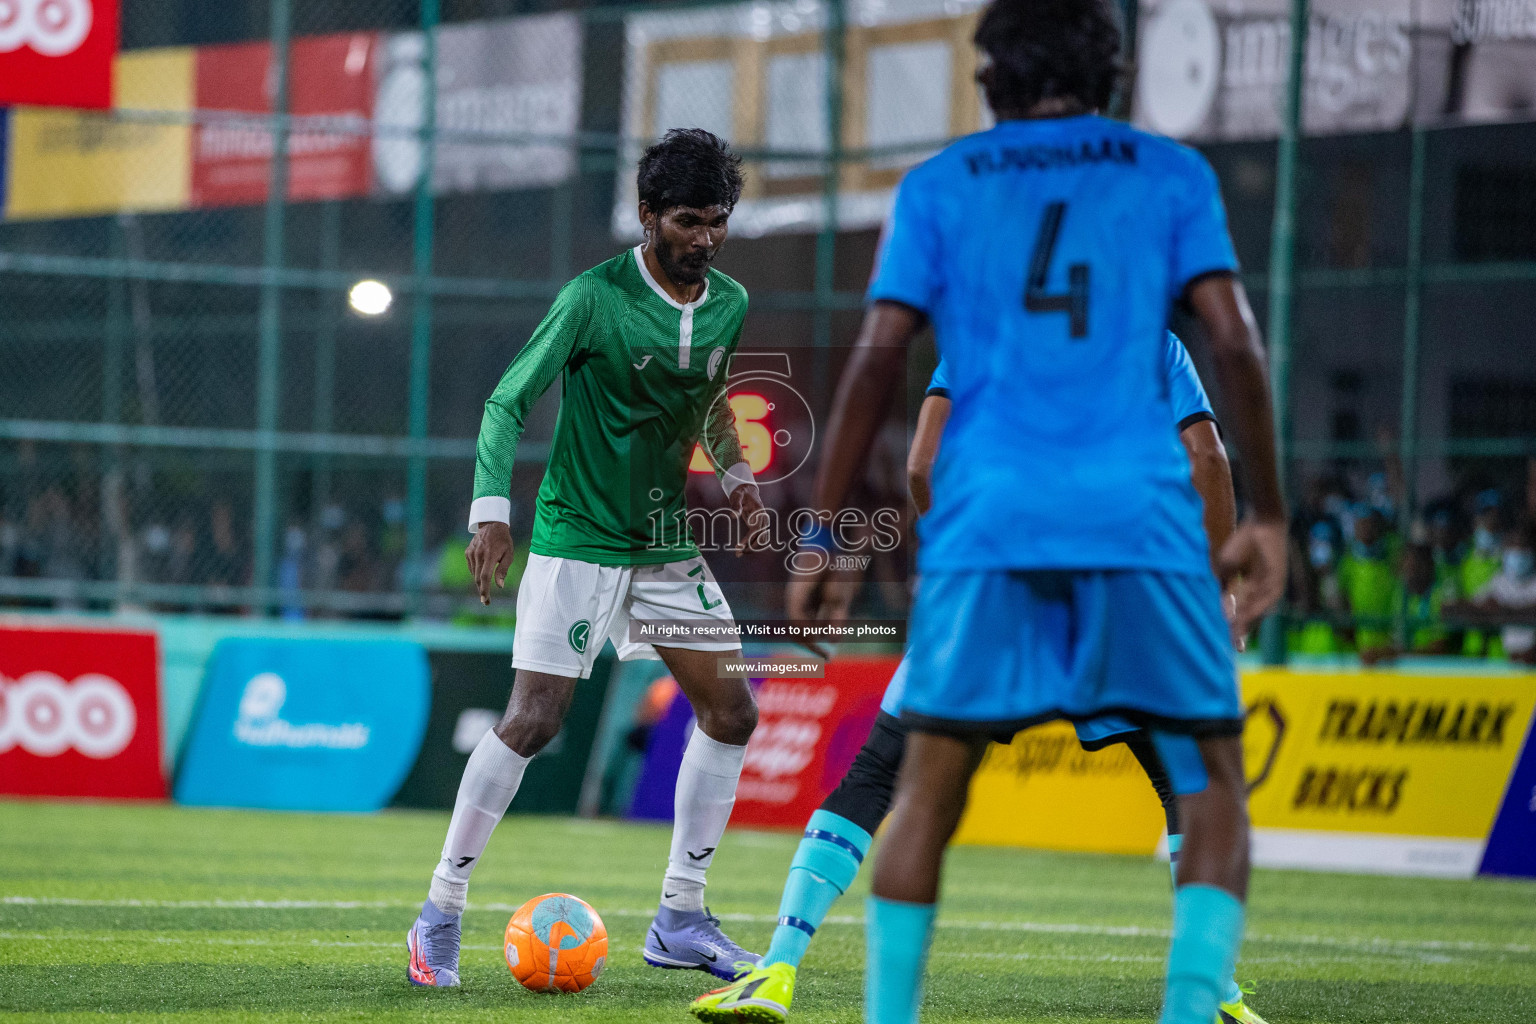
0, 671, 137, 759
0, 0, 95, 57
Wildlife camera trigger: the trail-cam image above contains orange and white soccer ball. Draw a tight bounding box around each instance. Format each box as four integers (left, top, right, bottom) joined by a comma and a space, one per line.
504, 893, 608, 993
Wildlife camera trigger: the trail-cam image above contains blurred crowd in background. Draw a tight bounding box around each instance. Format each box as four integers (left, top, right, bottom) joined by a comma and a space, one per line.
4, 438, 1536, 665
1287, 456, 1536, 665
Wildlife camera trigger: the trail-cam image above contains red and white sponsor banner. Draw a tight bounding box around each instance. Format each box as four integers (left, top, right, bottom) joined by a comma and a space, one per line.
731, 658, 898, 830
192, 32, 377, 207
0, 624, 165, 799
0, 0, 117, 108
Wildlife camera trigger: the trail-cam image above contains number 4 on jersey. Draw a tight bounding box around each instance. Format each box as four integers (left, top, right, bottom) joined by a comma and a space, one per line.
1025, 201, 1090, 339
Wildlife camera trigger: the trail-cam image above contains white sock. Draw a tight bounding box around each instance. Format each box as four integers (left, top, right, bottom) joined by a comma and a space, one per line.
428, 731, 530, 915
662, 727, 748, 913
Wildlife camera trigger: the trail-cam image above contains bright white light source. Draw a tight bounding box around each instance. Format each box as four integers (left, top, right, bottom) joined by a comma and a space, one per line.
348, 279, 392, 316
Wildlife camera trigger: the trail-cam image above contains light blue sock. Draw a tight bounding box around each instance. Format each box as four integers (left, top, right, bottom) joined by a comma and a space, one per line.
1165, 837, 1242, 1005
865, 896, 935, 1024
763, 810, 872, 967
1159, 885, 1245, 1024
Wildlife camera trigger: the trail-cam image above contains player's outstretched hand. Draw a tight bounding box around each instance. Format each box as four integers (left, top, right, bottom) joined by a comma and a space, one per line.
1215, 520, 1288, 642
466, 521, 515, 606
729, 483, 769, 555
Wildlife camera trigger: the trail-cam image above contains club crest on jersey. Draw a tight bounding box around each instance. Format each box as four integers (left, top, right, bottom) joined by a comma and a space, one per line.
568, 620, 591, 654
707, 347, 726, 381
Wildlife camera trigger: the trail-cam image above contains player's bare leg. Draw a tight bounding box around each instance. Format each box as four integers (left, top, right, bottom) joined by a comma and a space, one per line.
864, 731, 987, 1023
1176, 736, 1250, 896
643, 645, 763, 980
410, 668, 576, 987
1160, 735, 1251, 1024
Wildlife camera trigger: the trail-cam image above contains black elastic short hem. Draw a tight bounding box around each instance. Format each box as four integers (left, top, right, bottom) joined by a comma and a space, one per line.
899, 706, 1244, 745
1075, 730, 1139, 753
926, 386, 950, 399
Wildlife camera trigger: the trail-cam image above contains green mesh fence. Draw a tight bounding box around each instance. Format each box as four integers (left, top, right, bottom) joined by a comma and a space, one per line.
1, 0, 1534, 659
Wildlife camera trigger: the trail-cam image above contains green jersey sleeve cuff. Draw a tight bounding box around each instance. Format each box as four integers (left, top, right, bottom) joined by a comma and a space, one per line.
468, 496, 511, 534
720, 460, 755, 497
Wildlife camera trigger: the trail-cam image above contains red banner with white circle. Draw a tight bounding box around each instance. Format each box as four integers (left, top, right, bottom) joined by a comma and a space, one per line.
0, 0, 117, 109
0, 624, 164, 798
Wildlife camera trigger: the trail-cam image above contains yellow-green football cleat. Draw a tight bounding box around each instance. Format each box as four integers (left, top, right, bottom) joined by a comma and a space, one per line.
690, 961, 796, 1024
1218, 982, 1270, 1024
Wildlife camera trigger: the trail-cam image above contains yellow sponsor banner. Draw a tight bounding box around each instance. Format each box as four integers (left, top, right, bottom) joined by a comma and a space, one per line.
954, 720, 1167, 854
953, 670, 1536, 855
6, 48, 194, 220
1242, 670, 1536, 840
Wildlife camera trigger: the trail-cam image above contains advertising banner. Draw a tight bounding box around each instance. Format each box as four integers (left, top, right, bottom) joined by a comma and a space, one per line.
1241, 670, 1536, 877
732, 660, 894, 828
1438, 0, 1536, 123
174, 638, 428, 812
954, 721, 1171, 854
371, 13, 582, 197
392, 649, 611, 814
617, 0, 989, 238
0, 623, 164, 799
192, 32, 377, 207
629, 658, 896, 828
5, 46, 193, 220
953, 668, 1536, 878
1134, 0, 1536, 142
0, 0, 118, 109
1479, 716, 1536, 877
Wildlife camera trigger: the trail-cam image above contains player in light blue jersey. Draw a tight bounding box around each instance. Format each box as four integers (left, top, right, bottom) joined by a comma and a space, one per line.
789, 3, 1287, 1023
693, 334, 1269, 1024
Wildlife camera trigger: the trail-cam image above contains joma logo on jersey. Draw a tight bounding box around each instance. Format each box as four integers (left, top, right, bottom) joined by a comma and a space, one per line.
707, 347, 726, 380
568, 620, 591, 654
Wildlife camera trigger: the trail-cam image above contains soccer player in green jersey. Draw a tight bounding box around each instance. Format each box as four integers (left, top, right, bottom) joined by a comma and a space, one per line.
408, 129, 768, 988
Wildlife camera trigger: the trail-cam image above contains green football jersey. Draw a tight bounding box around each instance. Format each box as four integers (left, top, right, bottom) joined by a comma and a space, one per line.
472, 246, 748, 565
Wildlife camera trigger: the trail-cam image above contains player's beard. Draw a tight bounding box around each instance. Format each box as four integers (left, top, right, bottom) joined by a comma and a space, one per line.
656, 237, 715, 288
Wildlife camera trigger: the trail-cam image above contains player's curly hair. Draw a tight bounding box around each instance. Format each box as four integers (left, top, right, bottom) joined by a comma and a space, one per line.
974, 0, 1124, 116
637, 128, 744, 215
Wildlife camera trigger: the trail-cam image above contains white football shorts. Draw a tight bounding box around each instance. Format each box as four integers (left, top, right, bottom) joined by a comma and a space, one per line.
511, 553, 739, 679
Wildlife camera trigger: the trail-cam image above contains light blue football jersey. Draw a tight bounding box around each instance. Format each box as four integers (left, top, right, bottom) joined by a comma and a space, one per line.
873, 114, 1238, 574
893, 332, 1219, 719
927, 330, 1214, 426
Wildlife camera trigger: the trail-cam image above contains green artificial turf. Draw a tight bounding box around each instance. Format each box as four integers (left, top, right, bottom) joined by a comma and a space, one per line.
2, 800, 1533, 1022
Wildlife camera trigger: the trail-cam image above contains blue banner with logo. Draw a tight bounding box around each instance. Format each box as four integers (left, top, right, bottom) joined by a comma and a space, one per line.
1480, 709, 1536, 879
175, 638, 430, 812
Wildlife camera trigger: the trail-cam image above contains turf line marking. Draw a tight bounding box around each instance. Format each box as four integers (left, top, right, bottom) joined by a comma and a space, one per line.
6, 896, 1532, 956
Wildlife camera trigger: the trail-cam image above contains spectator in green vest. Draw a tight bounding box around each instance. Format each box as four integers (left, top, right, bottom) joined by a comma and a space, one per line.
1474, 521, 1536, 665
1339, 507, 1397, 659
1399, 543, 1456, 655
1425, 508, 1465, 597
1461, 489, 1505, 657
1290, 519, 1350, 655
